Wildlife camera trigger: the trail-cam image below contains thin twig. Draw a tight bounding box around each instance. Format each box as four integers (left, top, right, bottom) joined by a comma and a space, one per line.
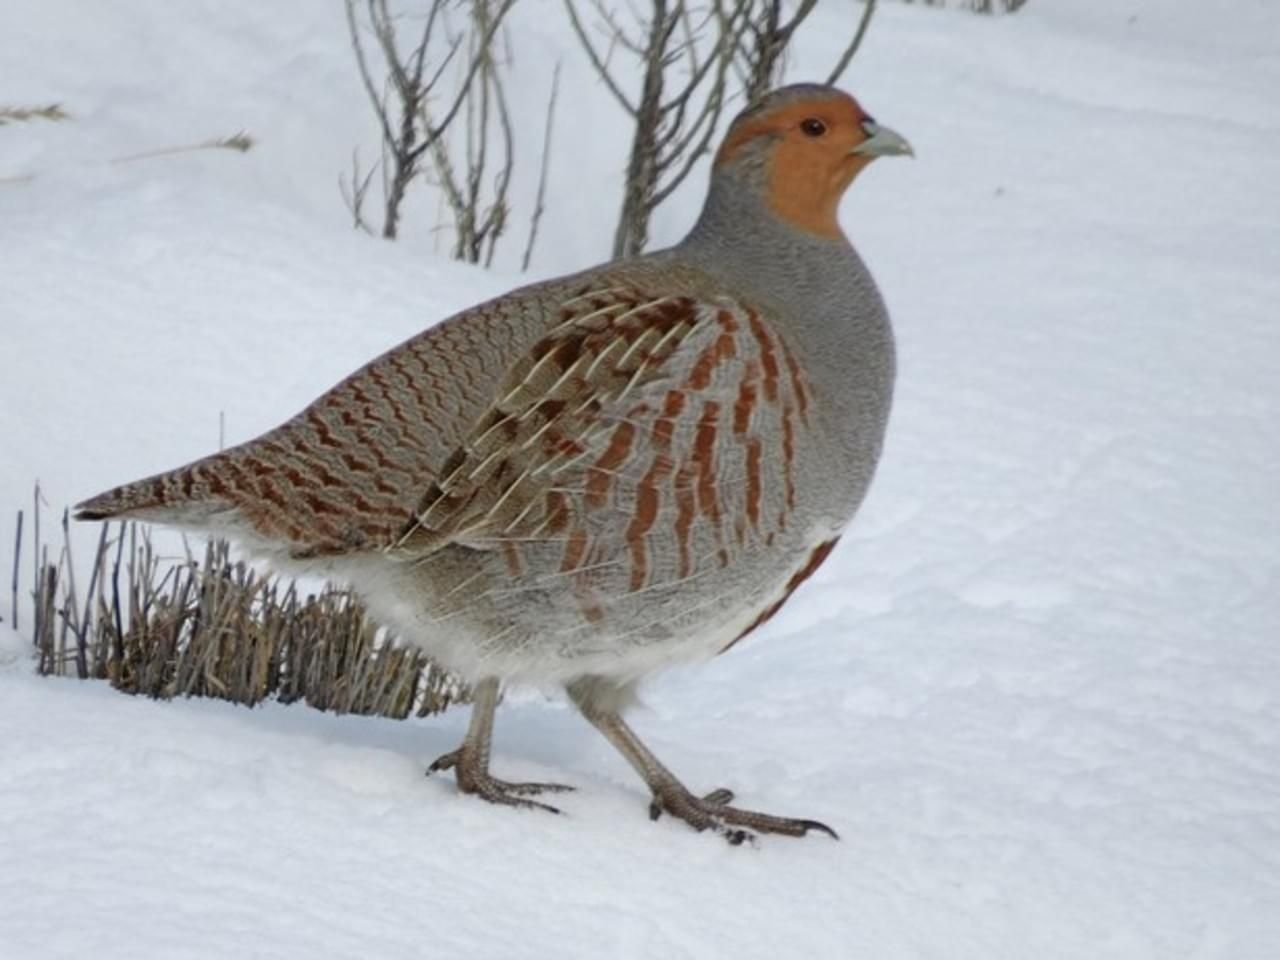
827, 0, 877, 85
521, 60, 562, 272
565, 0, 638, 116
10, 509, 21, 631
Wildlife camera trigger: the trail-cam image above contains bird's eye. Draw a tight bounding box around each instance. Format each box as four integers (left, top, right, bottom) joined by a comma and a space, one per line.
800, 118, 828, 138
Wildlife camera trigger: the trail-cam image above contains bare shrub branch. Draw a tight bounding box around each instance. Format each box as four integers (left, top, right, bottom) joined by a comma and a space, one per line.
731, 0, 877, 105
733, 0, 818, 104
339, 149, 378, 234
424, 0, 517, 266
827, 0, 877, 85
568, 0, 749, 258
342, 0, 516, 241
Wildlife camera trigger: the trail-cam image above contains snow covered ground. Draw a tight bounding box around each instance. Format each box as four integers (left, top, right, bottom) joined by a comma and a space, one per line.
3, 1, 1279, 957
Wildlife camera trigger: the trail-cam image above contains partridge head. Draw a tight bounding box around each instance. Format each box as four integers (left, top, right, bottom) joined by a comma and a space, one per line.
712, 84, 912, 239
76, 84, 911, 844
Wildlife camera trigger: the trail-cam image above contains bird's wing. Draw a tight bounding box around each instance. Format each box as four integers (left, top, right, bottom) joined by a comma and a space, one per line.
390, 282, 812, 592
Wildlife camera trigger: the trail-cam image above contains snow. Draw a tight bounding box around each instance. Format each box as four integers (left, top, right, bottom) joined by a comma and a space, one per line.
3, 0, 1280, 957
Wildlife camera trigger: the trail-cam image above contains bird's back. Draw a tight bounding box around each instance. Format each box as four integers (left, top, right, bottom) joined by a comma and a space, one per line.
76, 257, 754, 560
76, 268, 592, 552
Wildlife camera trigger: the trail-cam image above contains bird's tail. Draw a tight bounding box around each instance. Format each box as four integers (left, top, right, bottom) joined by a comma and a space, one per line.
74, 458, 223, 524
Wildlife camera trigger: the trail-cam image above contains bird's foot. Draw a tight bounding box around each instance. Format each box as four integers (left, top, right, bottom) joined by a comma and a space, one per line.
427, 748, 574, 814
648, 784, 838, 845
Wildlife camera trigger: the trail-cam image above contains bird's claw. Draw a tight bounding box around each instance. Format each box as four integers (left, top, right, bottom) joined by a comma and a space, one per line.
648, 783, 838, 844
427, 748, 574, 814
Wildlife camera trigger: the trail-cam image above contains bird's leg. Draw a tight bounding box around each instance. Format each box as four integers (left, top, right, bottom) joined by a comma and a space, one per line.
567, 681, 837, 844
427, 677, 573, 813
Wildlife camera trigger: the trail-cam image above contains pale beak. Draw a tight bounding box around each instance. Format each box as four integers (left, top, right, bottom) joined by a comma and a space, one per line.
851, 120, 914, 158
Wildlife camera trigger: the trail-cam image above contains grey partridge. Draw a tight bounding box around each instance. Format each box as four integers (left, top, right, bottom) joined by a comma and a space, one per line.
77, 84, 911, 843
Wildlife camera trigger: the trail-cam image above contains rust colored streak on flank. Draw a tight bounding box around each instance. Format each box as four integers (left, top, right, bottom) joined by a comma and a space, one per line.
626, 452, 675, 591
747, 312, 780, 404
720, 537, 840, 654
673, 463, 697, 578
629, 453, 674, 539
692, 401, 722, 526
180, 470, 195, 499
781, 403, 797, 513
561, 526, 589, 573
685, 328, 738, 391
585, 421, 636, 509
717, 309, 739, 333
651, 390, 686, 449
627, 537, 649, 593
733, 364, 759, 436
780, 339, 810, 424
745, 437, 762, 531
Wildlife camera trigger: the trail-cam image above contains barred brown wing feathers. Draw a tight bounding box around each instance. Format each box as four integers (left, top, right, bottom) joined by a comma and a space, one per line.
391, 285, 813, 602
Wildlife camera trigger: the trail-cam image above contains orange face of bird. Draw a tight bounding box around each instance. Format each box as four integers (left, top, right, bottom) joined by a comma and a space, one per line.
715, 90, 912, 240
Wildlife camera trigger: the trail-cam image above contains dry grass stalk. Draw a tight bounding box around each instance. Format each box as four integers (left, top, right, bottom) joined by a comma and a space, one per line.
0, 103, 69, 125
897, 0, 1027, 11
3, 129, 251, 186
110, 132, 256, 165
13, 500, 467, 719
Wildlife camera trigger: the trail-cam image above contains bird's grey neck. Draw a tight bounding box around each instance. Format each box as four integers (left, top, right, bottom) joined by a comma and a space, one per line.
670, 168, 896, 443
674, 170, 866, 319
